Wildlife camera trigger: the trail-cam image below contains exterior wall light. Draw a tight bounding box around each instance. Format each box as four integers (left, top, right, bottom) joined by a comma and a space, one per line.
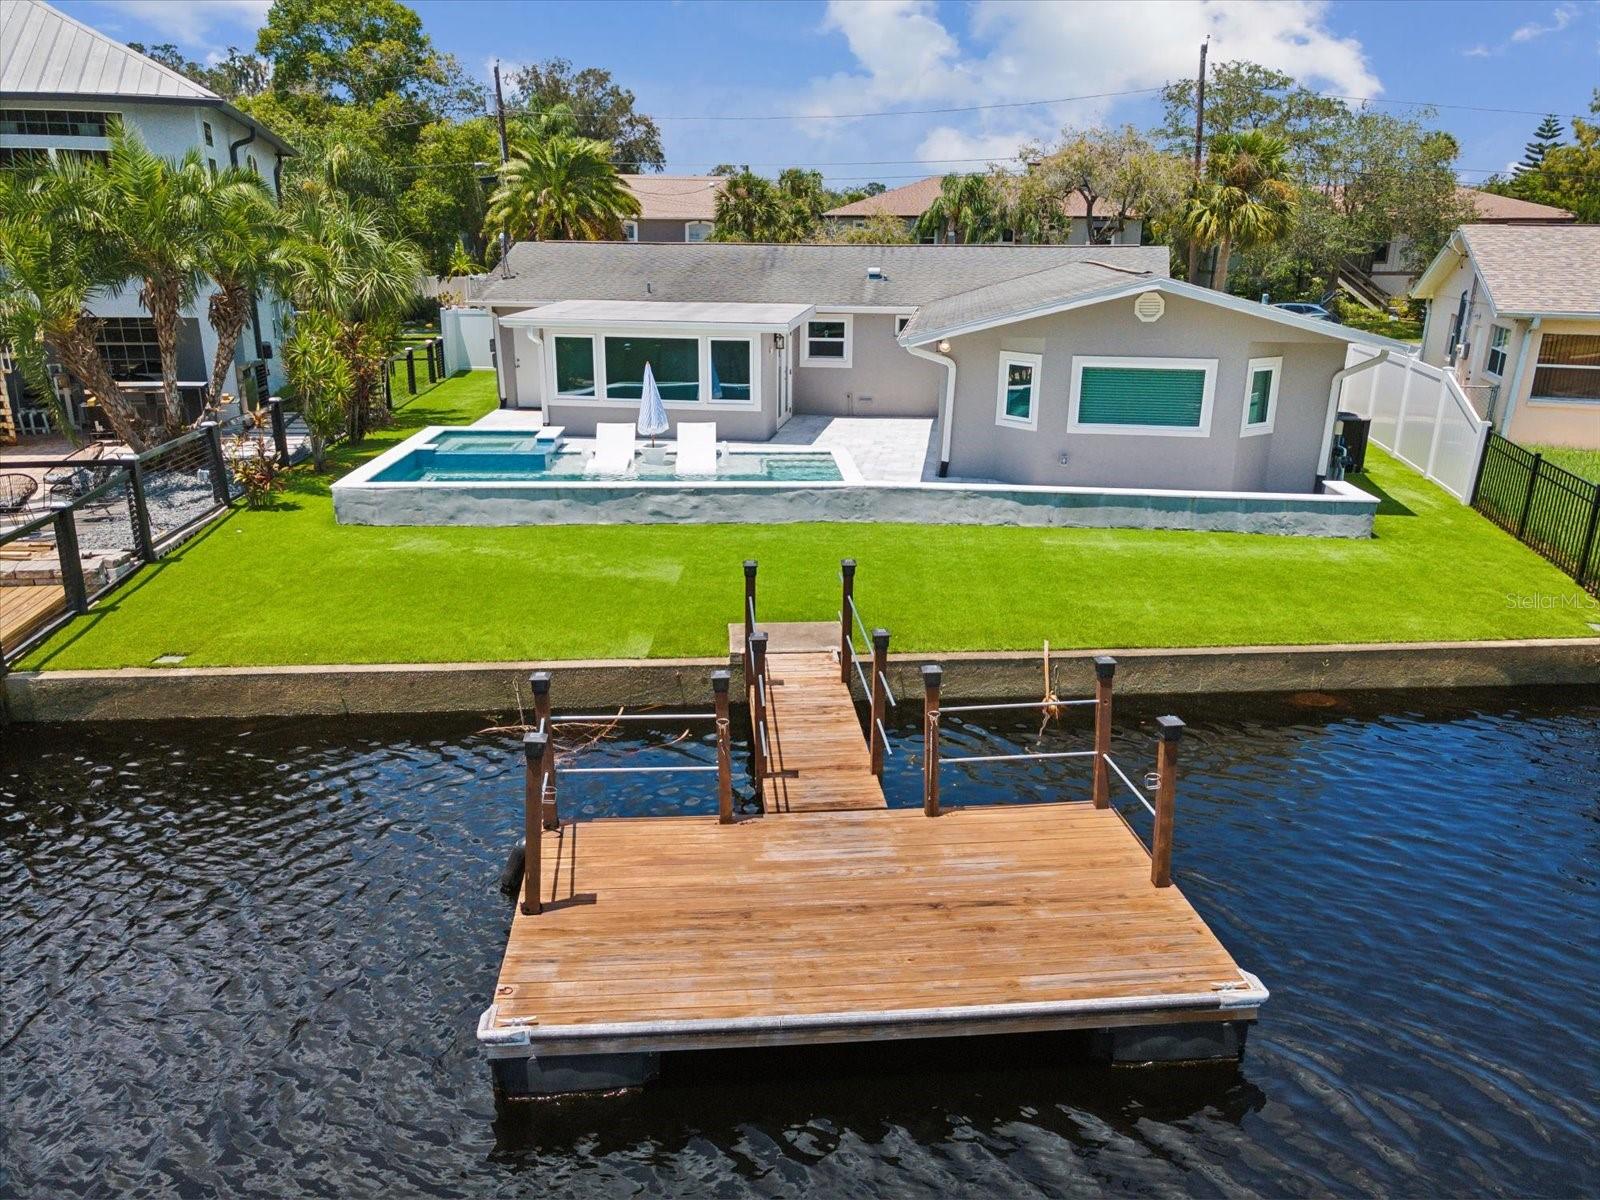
937, 339, 951, 353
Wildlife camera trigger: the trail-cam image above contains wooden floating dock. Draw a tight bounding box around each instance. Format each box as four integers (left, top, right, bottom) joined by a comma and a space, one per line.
480, 560, 1267, 1098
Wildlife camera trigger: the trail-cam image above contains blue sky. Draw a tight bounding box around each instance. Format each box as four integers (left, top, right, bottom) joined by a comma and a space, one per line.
65, 0, 1600, 187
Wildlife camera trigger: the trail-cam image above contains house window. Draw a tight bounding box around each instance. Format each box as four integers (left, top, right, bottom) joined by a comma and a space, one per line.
709, 339, 752, 402
553, 336, 596, 397
1484, 325, 1510, 378
684, 221, 713, 243
1069, 356, 1217, 436
54, 147, 109, 165
604, 336, 699, 400
1530, 333, 1600, 403
203, 120, 214, 147
995, 352, 1041, 430
802, 316, 851, 367
207, 158, 218, 176
0, 108, 117, 136
0, 147, 48, 169
622, 220, 638, 242
93, 317, 163, 379
1241, 357, 1281, 436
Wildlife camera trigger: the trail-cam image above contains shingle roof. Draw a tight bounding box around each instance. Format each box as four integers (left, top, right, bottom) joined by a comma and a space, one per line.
825, 174, 1096, 219
1460, 187, 1574, 223
0, 0, 217, 100
1459, 224, 1600, 316
899, 259, 1160, 341
474, 241, 1170, 308
620, 175, 723, 221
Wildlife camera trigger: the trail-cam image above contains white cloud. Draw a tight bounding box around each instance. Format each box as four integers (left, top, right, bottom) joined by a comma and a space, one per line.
1462, 44, 1493, 58
94, 0, 270, 52
1511, 4, 1577, 43
795, 0, 1382, 161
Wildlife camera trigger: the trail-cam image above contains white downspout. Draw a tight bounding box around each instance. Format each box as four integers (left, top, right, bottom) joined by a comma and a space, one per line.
906, 342, 956, 476
1318, 349, 1392, 488
1499, 317, 1539, 437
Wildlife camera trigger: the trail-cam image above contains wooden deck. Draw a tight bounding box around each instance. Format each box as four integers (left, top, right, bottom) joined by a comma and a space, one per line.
0, 583, 66, 650
759, 649, 887, 814
486, 802, 1262, 1060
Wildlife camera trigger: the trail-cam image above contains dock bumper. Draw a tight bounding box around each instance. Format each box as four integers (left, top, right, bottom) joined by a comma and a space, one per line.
478, 974, 1270, 1095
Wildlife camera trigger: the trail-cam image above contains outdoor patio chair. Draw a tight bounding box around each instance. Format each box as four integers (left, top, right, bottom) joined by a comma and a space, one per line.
673, 423, 721, 477
584, 423, 637, 475
0, 473, 38, 514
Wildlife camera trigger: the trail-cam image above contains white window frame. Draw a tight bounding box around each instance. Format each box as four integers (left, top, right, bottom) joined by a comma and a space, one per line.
1067, 355, 1218, 438
684, 221, 713, 243
802, 314, 853, 368
994, 351, 1042, 431
543, 327, 761, 410
622, 220, 639, 242
895, 315, 912, 335
551, 333, 599, 400
1240, 356, 1282, 437
1483, 324, 1509, 378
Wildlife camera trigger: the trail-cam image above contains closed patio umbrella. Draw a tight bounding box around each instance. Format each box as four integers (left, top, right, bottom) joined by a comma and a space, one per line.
637, 361, 669, 446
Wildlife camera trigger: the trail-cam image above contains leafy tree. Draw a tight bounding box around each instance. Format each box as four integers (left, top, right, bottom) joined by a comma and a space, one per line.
916, 174, 1002, 244
1159, 60, 1345, 174
816, 212, 914, 245
0, 160, 153, 449
256, 0, 480, 114
1517, 114, 1565, 174
709, 163, 742, 176
1486, 91, 1599, 222
773, 168, 830, 240
1180, 131, 1297, 291
1017, 126, 1187, 243
506, 58, 665, 172
399, 117, 500, 270
281, 307, 351, 470
485, 134, 639, 242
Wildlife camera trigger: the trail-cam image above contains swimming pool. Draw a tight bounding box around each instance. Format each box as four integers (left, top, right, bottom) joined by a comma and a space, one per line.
371, 428, 843, 484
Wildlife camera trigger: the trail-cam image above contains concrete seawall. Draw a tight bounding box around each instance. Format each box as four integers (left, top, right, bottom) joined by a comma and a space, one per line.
5, 638, 1597, 722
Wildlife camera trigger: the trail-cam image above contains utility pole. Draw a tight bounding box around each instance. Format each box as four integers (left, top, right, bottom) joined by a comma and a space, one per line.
493, 61, 512, 277
1185, 37, 1209, 286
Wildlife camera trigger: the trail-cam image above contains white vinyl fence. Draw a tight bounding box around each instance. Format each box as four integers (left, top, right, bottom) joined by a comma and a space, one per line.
1338, 346, 1491, 502
441, 306, 495, 375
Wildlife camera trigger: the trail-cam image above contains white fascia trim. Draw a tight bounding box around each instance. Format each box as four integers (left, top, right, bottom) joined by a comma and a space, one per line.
1410, 232, 1469, 300
814, 305, 918, 314
1494, 309, 1600, 321
1240, 356, 1282, 437
1067, 355, 1218, 438
900, 278, 1413, 354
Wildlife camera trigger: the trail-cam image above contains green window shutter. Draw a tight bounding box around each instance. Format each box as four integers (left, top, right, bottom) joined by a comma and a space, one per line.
1078, 366, 1207, 427
1247, 368, 1272, 424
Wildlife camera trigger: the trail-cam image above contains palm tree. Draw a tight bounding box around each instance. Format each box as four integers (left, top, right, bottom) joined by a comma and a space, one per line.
484, 134, 639, 243
917, 174, 1001, 244
275, 188, 423, 444
0, 157, 154, 450
712, 170, 781, 241
99, 127, 211, 434
1181, 131, 1297, 292
197, 167, 279, 409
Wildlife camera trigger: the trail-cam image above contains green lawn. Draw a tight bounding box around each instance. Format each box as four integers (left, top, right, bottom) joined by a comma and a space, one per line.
21, 371, 1598, 670
1531, 445, 1600, 485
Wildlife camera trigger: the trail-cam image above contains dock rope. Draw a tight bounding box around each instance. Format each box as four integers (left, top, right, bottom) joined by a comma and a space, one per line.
1038, 640, 1062, 737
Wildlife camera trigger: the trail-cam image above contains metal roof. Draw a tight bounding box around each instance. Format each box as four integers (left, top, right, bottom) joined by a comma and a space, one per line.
474, 241, 1170, 309
0, 0, 293, 153
500, 299, 813, 332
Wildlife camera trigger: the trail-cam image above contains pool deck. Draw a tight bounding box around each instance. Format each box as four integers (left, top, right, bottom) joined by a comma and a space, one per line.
480, 641, 1266, 1099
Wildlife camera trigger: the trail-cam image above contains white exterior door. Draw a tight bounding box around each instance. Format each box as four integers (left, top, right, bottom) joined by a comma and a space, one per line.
514, 328, 543, 409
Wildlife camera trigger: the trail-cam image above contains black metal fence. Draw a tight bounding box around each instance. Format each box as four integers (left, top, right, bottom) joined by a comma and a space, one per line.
384, 337, 446, 408
0, 423, 237, 666
1472, 432, 1600, 595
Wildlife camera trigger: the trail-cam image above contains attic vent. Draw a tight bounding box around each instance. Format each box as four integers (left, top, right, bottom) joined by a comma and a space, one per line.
1134, 291, 1165, 323
866, 265, 885, 280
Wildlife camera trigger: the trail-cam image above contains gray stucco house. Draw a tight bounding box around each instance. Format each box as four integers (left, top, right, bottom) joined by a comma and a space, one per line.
473, 241, 1406, 494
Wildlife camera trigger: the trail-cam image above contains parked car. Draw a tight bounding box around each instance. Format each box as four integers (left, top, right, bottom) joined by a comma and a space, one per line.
1273, 302, 1340, 323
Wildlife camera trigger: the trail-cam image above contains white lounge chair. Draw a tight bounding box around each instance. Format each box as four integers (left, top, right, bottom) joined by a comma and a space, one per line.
584, 423, 637, 475
674, 422, 721, 476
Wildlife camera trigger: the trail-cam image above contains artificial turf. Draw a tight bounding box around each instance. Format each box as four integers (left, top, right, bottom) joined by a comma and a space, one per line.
20, 370, 1599, 670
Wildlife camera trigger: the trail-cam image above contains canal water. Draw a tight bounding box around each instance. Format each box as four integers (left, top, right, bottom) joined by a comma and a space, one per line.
2, 687, 1597, 1198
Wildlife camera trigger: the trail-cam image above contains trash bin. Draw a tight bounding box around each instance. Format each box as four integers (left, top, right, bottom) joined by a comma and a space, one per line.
1336, 411, 1372, 473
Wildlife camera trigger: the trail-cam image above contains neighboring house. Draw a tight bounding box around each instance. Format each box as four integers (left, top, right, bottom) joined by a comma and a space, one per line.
0, 0, 293, 433
1412, 223, 1600, 449
475, 241, 1406, 493
1340, 187, 1575, 307
619, 174, 722, 243
823, 175, 1145, 246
